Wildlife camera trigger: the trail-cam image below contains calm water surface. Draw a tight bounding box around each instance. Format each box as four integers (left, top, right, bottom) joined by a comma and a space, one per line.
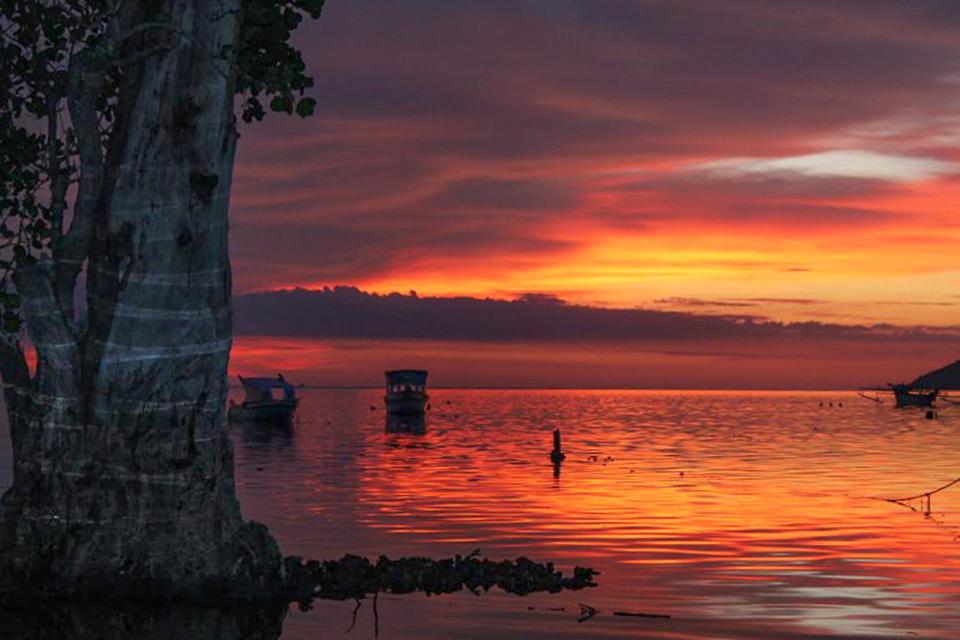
4, 389, 960, 639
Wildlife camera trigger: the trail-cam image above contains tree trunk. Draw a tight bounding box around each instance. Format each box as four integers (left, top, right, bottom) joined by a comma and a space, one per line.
0, 0, 287, 602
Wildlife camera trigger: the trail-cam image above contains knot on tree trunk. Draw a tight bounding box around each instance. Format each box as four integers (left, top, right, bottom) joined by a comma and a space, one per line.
172, 97, 202, 139
106, 221, 136, 289
189, 170, 219, 204
176, 226, 194, 248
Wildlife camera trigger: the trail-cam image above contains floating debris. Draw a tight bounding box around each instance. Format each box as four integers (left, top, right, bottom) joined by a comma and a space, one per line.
282, 551, 599, 603
577, 603, 598, 623
613, 610, 671, 619
577, 603, 672, 623
881, 476, 960, 517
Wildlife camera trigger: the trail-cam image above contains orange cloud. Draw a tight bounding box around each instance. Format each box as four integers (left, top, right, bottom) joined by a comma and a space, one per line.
228, 0, 960, 334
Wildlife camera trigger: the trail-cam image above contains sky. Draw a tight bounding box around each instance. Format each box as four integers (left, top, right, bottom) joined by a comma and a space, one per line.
227, 1, 960, 387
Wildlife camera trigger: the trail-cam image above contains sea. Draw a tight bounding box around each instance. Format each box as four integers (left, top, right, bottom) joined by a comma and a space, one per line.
3, 389, 960, 638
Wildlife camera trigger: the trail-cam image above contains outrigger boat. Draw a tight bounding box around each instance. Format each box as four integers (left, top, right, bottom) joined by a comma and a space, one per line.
228, 375, 299, 425
859, 383, 939, 408
890, 384, 938, 408
859, 360, 960, 409
385, 369, 429, 415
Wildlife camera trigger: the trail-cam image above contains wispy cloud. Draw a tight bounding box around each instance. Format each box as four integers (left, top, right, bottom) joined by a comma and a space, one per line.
698, 151, 960, 182
229, 0, 960, 329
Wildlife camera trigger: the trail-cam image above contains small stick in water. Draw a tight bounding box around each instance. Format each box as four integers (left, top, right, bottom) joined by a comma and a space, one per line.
613, 610, 672, 619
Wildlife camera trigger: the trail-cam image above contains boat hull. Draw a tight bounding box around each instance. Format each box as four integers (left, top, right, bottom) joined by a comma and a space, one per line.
386, 414, 427, 434
228, 400, 298, 425
893, 390, 937, 408
385, 393, 428, 416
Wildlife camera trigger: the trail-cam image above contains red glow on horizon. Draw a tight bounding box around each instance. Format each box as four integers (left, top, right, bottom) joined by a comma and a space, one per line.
230, 336, 953, 391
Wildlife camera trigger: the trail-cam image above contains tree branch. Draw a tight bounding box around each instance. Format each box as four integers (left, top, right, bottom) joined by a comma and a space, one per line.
47, 93, 69, 242
52, 50, 107, 328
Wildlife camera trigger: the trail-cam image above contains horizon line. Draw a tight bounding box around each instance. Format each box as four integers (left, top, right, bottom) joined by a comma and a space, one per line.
234, 384, 870, 392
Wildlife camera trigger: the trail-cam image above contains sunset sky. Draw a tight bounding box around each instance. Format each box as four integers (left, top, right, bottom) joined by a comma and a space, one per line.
228, 1, 959, 387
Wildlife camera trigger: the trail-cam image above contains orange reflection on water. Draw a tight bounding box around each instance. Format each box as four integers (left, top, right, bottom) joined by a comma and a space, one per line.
232, 389, 960, 639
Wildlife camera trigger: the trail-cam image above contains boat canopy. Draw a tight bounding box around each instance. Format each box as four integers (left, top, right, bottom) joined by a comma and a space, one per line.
385, 369, 428, 393
911, 360, 960, 391
239, 375, 296, 403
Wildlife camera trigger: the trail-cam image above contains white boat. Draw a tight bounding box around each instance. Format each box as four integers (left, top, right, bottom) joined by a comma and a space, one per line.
228, 375, 299, 425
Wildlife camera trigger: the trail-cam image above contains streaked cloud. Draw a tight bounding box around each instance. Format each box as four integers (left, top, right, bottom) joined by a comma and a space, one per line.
229, 0, 960, 331
698, 151, 960, 182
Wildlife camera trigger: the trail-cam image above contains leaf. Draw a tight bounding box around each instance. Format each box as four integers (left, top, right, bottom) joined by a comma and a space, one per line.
295, 97, 315, 118
269, 94, 292, 114
242, 97, 265, 123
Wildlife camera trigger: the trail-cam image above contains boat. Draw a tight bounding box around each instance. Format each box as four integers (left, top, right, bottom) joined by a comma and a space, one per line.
228, 375, 299, 424
890, 384, 938, 408
858, 360, 960, 408
384, 369, 429, 415
859, 383, 938, 408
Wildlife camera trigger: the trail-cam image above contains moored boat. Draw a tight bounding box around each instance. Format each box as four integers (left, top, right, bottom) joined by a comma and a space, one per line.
228, 375, 299, 425
385, 369, 429, 415
859, 383, 939, 408
891, 384, 938, 408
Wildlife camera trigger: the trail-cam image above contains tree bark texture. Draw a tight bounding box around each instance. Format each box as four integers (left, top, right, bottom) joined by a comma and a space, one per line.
0, 0, 287, 601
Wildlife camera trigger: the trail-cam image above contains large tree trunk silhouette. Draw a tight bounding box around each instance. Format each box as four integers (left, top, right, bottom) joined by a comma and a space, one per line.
0, 0, 286, 601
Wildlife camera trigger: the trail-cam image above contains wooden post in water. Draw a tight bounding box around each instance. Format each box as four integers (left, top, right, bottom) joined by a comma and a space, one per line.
550, 429, 566, 464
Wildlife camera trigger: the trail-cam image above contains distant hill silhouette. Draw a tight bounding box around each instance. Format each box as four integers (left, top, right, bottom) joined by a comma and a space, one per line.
912, 360, 960, 390
234, 286, 958, 343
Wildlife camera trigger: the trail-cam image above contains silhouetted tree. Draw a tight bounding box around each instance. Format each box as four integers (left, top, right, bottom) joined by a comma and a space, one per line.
0, 0, 323, 600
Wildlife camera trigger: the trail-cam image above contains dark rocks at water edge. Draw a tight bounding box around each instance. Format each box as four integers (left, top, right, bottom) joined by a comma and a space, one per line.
282, 551, 599, 601
3, 601, 287, 640
0, 550, 597, 608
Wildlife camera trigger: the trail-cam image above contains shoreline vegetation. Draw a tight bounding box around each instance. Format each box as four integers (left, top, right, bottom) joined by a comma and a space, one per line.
289, 551, 598, 604
0, 550, 598, 609
1, 553, 598, 639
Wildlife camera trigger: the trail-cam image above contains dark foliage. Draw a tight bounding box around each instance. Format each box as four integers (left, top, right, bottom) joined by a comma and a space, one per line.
0, 0, 324, 339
